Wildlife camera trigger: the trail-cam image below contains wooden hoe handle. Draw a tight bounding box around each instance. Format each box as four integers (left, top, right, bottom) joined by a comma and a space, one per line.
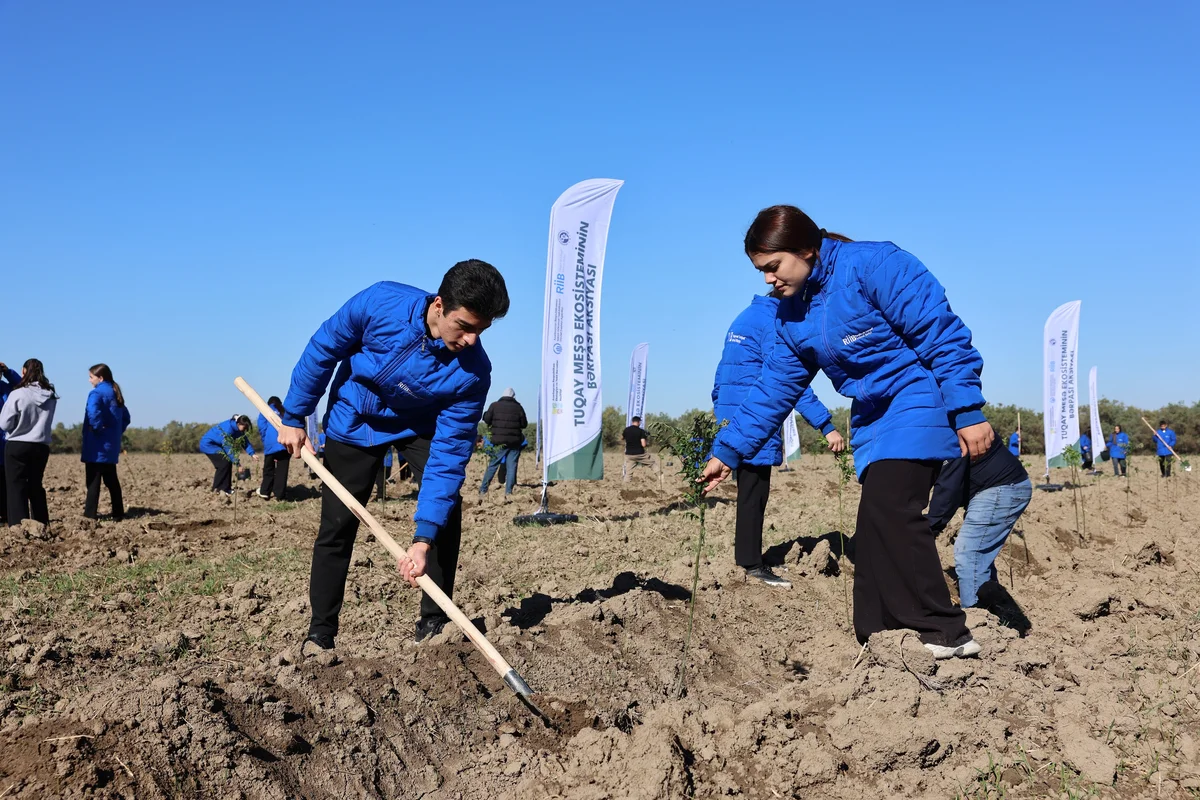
1141, 416, 1184, 461
234, 376, 532, 696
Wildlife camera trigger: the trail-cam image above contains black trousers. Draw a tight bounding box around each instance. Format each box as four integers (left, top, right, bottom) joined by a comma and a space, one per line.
853, 459, 969, 647
1113, 457, 1127, 476
84, 462, 124, 519
207, 453, 233, 493
1159, 456, 1173, 477
260, 451, 290, 499
734, 463, 772, 568
6, 441, 50, 525
0, 460, 7, 524
309, 436, 463, 640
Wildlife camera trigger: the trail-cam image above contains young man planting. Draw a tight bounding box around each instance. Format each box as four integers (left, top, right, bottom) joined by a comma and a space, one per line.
276, 260, 509, 654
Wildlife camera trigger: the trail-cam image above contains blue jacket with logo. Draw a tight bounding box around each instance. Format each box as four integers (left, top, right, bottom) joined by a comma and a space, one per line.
1108, 432, 1129, 459
712, 294, 836, 466
711, 239, 986, 480
257, 413, 287, 455
0, 367, 20, 454
81, 381, 131, 464
199, 418, 256, 460
1008, 432, 1020, 456
281, 281, 491, 540
1155, 428, 1177, 457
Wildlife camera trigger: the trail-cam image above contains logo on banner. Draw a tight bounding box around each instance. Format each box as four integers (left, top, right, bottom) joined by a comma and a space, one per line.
553, 343, 562, 354
557, 230, 570, 244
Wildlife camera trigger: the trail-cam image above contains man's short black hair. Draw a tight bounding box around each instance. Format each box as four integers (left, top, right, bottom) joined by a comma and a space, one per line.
631, 415, 641, 424
439, 259, 510, 321
1160, 420, 1168, 426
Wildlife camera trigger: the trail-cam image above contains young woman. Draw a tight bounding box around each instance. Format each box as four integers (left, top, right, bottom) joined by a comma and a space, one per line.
256, 397, 289, 501
713, 292, 845, 588
1108, 425, 1129, 477
82, 364, 131, 520
199, 415, 256, 494
0, 359, 59, 525
701, 206, 992, 659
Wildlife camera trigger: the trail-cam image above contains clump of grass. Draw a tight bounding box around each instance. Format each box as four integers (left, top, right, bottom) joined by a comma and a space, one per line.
268, 501, 297, 512
650, 412, 722, 699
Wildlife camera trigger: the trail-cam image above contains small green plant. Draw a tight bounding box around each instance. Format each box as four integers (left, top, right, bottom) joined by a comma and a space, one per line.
1063, 444, 1086, 542
650, 412, 723, 699
221, 430, 251, 524
834, 448, 855, 627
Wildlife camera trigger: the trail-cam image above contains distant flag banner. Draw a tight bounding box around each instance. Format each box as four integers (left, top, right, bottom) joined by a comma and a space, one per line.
625, 343, 650, 427
781, 412, 802, 464
1089, 366, 1106, 455
540, 178, 624, 482
1043, 300, 1081, 469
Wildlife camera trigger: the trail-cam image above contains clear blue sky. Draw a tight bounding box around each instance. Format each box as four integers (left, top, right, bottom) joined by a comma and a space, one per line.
2, 1, 1196, 427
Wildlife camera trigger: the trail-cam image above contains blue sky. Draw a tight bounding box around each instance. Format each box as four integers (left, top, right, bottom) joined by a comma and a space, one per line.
1, 1, 1196, 427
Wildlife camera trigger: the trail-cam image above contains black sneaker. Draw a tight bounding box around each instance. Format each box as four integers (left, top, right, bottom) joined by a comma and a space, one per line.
744, 565, 792, 589
300, 633, 335, 658
415, 615, 450, 642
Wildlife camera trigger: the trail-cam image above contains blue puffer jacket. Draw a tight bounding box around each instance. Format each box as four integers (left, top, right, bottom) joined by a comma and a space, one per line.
1155, 428, 1177, 457
0, 367, 19, 454
81, 382, 131, 464
1008, 432, 1020, 456
281, 281, 491, 540
712, 239, 986, 481
1108, 432, 1129, 459
257, 413, 287, 455
199, 418, 256, 460
1080, 433, 1091, 458
713, 294, 836, 466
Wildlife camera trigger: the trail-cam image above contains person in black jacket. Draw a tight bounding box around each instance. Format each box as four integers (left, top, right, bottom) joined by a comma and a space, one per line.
479, 388, 527, 495
928, 430, 1032, 609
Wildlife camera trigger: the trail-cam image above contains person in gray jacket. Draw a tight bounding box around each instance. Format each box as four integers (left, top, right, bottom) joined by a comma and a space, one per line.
0, 359, 58, 525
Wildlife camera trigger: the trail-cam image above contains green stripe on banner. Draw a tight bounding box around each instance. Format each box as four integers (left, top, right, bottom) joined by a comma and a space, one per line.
547, 436, 604, 480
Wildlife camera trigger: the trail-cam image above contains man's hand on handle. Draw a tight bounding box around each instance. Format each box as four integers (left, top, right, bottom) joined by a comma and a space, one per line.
278, 425, 316, 459
397, 542, 431, 588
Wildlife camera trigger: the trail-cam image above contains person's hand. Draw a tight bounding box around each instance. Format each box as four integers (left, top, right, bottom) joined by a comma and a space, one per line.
698, 456, 732, 494
250, 454, 259, 462
825, 430, 846, 453
277, 425, 314, 459
957, 422, 994, 460
397, 542, 431, 587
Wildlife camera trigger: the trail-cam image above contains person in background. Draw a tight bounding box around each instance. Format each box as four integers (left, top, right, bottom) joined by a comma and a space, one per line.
1008, 431, 1020, 457
927, 431, 1032, 609
199, 415, 257, 495
275, 260, 510, 654
1079, 432, 1093, 471
0, 359, 58, 525
622, 416, 659, 482
305, 416, 324, 479
701, 205, 992, 660
375, 446, 407, 500
257, 397, 289, 501
1108, 424, 1129, 477
0, 361, 22, 525
713, 291, 846, 589
1155, 420, 1178, 477
479, 388, 527, 496
82, 364, 131, 521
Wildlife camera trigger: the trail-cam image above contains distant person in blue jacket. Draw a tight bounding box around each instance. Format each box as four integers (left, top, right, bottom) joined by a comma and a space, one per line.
1079, 432, 1093, 471
714, 292, 845, 589
256, 397, 289, 501
1008, 431, 1020, 457
274, 260, 510, 655
375, 446, 408, 500
199, 416, 256, 494
0, 361, 21, 525
1108, 425, 1129, 477
82, 364, 132, 521
701, 206, 992, 660
1155, 420, 1178, 477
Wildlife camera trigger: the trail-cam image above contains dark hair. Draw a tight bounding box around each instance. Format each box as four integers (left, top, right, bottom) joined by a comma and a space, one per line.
267, 396, 283, 413
1113, 424, 1122, 431
1159, 420, 1167, 426
18, 359, 56, 396
744, 205, 853, 257
89, 363, 125, 407
438, 259, 510, 321
631, 415, 641, 423
235, 414, 252, 429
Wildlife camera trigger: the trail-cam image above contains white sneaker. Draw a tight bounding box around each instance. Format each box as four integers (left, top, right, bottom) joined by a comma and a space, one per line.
923, 638, 982, 660
256, 490, 270, 499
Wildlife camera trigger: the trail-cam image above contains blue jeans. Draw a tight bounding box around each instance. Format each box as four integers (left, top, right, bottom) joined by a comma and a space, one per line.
954, 479, 1032, 607
479, 446, 521, 495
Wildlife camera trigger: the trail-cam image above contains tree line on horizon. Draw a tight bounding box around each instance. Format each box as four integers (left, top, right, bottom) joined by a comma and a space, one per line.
44, 398, 1198, 456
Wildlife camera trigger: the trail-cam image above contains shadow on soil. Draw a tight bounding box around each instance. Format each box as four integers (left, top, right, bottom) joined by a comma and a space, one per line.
502, 570, 690, 629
